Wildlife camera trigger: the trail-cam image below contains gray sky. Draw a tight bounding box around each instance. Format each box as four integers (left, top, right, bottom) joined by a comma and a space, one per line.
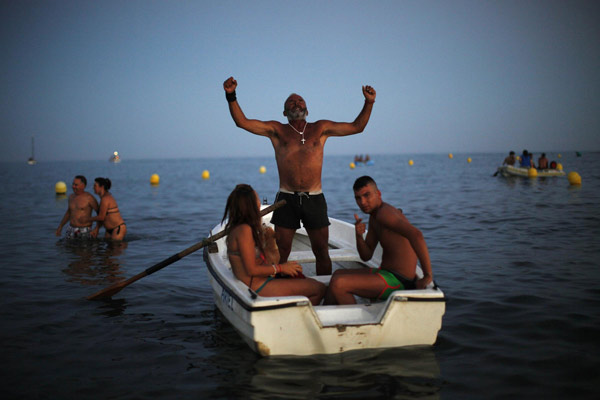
2, 0, 599, 162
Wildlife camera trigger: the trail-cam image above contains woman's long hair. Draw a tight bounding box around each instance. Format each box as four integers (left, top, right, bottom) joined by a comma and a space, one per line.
222, 184, 263, 251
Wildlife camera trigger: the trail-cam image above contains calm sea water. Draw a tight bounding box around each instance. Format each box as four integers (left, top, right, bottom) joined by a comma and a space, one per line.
1, 153, 599, 399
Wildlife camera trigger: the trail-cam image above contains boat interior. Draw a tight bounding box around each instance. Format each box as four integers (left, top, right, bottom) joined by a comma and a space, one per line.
208, 214, 437, 328
267, 230, 407, 326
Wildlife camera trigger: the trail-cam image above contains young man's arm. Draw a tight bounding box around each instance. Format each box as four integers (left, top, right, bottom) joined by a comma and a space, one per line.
354, 213, 378, 261
378, 207, 433, 289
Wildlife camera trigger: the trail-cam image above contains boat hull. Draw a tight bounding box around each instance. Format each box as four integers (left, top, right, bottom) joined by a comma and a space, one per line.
204, 208, 445, 356
497, 165, 565, 177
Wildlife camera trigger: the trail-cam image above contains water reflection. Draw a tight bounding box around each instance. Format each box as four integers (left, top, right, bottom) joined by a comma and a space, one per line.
205, 310, 442, 399
252, 348, 441, 399
60, 239, 128, 286
496, 175, 519, 188
496, 174, 570, 190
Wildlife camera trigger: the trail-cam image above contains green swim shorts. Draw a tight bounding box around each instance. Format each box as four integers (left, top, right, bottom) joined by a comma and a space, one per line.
371, 268, 417, 300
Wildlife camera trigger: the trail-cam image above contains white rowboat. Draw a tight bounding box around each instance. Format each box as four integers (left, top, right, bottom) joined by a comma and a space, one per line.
203, 206, 446, 357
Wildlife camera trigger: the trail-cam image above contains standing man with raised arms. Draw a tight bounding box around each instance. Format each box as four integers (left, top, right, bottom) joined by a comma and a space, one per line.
223, 77, 376, 275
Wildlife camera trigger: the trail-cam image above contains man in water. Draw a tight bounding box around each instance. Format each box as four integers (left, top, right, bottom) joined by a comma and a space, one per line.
325, 176, 434, 305
223, 77, 376, 275
55, 175, 99, 239
503, 151, 516, 166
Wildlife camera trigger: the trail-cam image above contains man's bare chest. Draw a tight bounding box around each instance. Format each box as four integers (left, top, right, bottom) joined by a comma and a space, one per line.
71, 197, 90, 211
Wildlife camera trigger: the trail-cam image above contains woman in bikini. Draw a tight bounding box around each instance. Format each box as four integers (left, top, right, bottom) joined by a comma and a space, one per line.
88, 177, 127, 241
222, 184, 325, 306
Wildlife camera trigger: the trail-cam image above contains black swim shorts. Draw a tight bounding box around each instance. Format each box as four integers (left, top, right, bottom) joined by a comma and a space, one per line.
270, 190, 330, 230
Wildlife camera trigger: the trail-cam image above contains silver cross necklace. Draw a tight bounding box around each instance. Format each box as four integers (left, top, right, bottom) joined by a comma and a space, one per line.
288, 121, 308, 144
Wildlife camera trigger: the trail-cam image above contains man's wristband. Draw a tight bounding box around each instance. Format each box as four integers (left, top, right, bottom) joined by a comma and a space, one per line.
226, 91, 237, 103
365, 99, 375, 104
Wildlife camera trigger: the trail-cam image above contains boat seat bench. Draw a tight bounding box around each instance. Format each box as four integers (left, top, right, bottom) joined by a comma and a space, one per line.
311, 275, 332, 285
288, 249, 360, 263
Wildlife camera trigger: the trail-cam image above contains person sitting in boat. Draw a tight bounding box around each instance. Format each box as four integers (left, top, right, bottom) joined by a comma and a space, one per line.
519, 150, 534, 168
55, 175, 99, 240
537, 153, 549, 169
324, 176, 434, 305
502, 151, 516, 166
528, 152, 536, 168
222, 184, 326, 305
550, 161, 557, 169
85, 177, 127, 241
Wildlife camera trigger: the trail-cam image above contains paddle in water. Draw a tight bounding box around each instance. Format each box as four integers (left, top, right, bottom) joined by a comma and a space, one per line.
87, 200, 286, 300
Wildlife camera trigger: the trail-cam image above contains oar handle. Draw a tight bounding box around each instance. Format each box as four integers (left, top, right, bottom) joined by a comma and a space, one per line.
86, 199, 286, 300
144, 199, 286, 276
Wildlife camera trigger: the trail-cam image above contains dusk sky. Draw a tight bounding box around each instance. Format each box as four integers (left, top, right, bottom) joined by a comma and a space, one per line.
2, 0, 599, 162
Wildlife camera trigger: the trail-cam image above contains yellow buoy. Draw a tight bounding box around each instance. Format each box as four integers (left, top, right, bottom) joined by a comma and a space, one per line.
556, 163, 563, 171
150, 174, 160, 185
448, 153, 453, 159
202, 170, 210, 180
558, 154, 562, 158
349, 162, 355, 169
55, 181, 67, 194
259, 166, 266, 174
408, 159, 414, 166
467, 157, 472, 163
568, 171, 581, 185
528, 167, 538, 178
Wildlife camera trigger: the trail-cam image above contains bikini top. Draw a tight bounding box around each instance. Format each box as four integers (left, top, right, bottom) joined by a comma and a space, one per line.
226, 235, 264, 259
227, 246, 263, 259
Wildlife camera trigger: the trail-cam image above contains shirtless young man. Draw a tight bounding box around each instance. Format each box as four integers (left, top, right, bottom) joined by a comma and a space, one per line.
55, 175, 99, 239
324, 176, 434, 305
223, 77, 376, 275
503, 151, 516, 166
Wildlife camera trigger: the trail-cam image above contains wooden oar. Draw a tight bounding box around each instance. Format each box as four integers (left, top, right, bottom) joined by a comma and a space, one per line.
87, 200, 286, 300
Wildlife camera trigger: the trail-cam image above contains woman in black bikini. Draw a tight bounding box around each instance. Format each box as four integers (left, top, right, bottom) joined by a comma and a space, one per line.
222, 184, 325, 305
88, 177, 127, 241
